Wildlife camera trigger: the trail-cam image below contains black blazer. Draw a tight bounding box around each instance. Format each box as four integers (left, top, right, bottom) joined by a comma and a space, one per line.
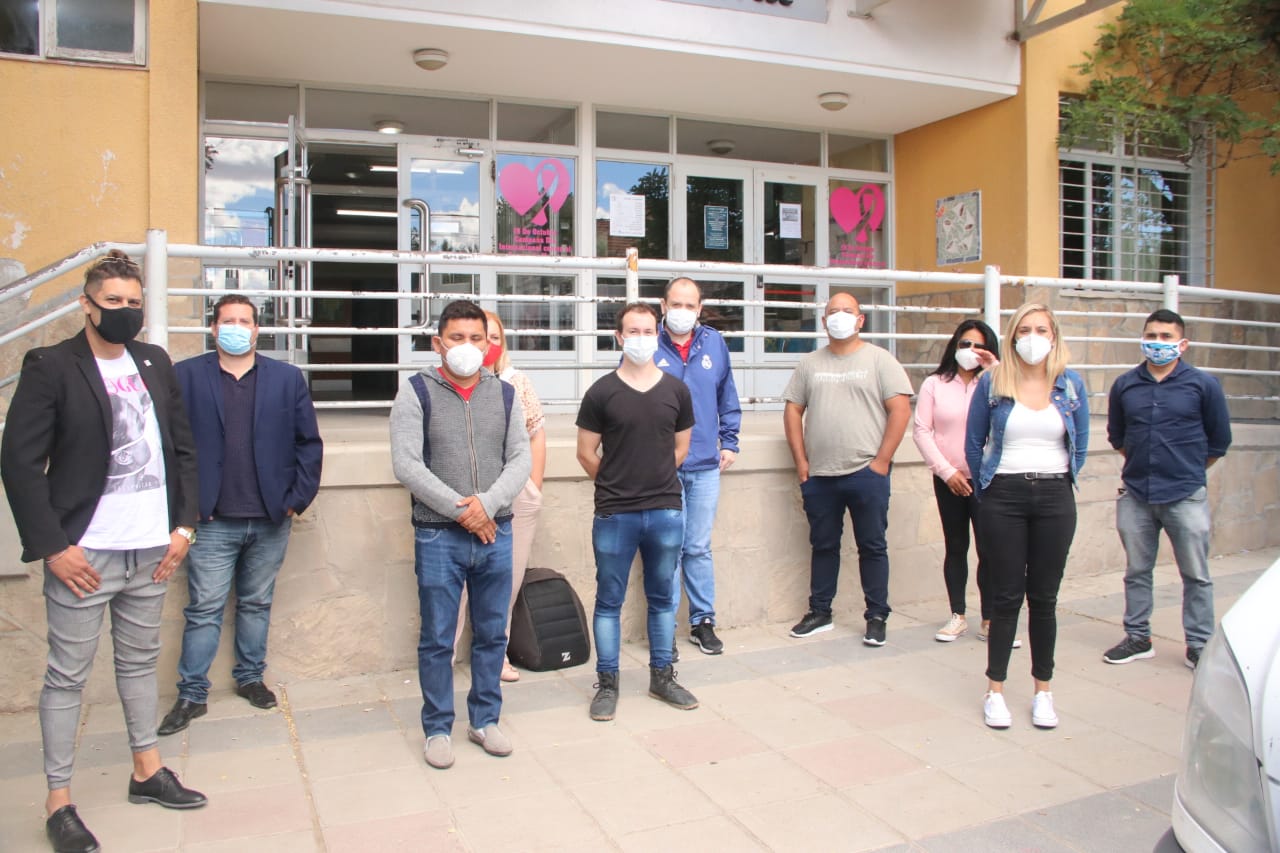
1, 330, 198, 562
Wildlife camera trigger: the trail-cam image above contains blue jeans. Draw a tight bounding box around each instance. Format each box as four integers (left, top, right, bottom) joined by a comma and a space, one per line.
674, 468, 720, 626
592, 508, 683, 672
1117, 487, 1214, 649
177, 517, 293, 702
801, 467, 892, 620
415, 523, 512, 737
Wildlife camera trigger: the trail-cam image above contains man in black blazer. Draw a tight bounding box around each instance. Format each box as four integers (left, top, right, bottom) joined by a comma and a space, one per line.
157, 293, 323, 736
1, 251, 207, 853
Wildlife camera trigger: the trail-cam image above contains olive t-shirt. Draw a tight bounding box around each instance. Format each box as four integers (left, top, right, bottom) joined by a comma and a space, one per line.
782, 343, 913, 476
576, 371, 695, 514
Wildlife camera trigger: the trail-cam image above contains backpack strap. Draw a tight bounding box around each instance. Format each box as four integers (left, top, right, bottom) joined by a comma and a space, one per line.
499, 378, 514, 463
408, 373, 432, 467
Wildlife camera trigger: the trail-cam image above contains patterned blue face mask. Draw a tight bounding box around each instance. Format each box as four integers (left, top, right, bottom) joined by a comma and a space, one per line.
1141, 340, 1182, 366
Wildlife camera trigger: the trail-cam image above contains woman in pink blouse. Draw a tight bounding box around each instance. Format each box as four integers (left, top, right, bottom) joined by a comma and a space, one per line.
912, 319, 1006, 644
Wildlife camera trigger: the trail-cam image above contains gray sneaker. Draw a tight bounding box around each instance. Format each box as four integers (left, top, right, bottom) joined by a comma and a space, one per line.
648, 665, 698, 710
467, 723, 512, 757
590, 671, 619, 721
424, 734, 454, 769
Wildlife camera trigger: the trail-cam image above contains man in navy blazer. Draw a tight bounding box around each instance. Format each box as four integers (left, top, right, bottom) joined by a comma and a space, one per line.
158, 294, 323, 735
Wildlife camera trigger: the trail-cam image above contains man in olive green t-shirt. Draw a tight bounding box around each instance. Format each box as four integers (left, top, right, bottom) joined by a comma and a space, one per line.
782, 292, 913, 647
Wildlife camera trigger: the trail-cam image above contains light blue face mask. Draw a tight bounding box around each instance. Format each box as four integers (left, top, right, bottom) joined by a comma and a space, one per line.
217, 324, 253, 356
1141, 340, 1181, 366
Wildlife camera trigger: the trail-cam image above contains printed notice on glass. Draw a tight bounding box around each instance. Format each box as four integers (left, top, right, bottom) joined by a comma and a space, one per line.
609, 193, 646, 238
704, 205, 729, 250
779, 203, 802, 239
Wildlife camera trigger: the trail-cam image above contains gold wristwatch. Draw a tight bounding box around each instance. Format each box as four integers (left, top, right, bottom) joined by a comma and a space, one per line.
175, 526, 196, 545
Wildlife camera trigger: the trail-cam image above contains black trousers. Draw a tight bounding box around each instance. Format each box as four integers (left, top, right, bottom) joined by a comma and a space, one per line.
977, 475, 1077, 683
931, 475, 991, 619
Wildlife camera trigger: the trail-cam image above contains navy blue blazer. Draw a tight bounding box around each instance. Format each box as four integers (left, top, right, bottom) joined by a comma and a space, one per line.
174, 352, 323, 524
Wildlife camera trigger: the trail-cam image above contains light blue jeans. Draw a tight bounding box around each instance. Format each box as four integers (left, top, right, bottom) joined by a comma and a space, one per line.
1117, 486, 1214, 649
674, 467, 720, 627
177, 517, 293, 702
592, 508, 683, 673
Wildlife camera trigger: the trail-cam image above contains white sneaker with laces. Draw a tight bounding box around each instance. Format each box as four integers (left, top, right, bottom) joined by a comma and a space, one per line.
934, 613, 968, 643
983, 691, 1012, 729
1032, 691, 1059, 729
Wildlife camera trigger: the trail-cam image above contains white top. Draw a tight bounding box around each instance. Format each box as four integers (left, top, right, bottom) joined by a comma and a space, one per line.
995, 401, 1069, 475
79, 352, 172, 550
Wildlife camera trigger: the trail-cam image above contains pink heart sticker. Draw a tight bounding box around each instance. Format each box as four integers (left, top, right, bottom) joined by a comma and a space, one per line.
829, 185, 885, 243
499, 159, 572, 225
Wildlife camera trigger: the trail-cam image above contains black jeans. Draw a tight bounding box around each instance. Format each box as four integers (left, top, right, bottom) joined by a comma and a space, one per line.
931, 476, 990, 619
977, 475, 1077, 683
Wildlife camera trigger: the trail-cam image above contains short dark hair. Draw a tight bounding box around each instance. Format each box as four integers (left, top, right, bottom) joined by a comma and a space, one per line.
663, 277, 701, 301
1144, 308, 1185, 335
615, 301, 660, 334
83, 249, 141, 295
437, 299, 488, 336
212, 293, 258, 325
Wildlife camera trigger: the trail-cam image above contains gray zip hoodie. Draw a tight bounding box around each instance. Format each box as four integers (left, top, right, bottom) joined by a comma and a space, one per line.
389, 367, 531, 527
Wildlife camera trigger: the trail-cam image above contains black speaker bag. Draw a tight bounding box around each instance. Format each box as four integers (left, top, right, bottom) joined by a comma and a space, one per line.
508, 567, 591, 671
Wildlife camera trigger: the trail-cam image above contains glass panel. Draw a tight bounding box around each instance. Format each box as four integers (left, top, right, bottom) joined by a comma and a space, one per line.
595, 161, 669, 259
1059, 161, 1086, 279
1116, 167, 1189, 282
0, 0, 39, 54
306, 89, 489, 138
691, 279, 745, 354
763, 282, 817, 354
498, 274, 576, 352
595, 276, 665, 351
597, 112, 669, 152
1092, 165, 1115, 277
829, 135, 888, 171
203, 137, 286, 246
205, 82, 298, 125
410, 273, 479, 352
496, 154, 576, 255
686, 176, 744, 262
408, 158, 481, 253
828, 179, 889, 269
678, 119, 819, 166
56, 0, 133, 53
763, 181, 815, 265
498, 102, 576, 145
828, 285, 889, 337
201, 267, 281, 351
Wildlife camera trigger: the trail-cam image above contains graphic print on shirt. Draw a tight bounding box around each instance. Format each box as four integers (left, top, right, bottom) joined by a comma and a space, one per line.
103, 371, 164, 495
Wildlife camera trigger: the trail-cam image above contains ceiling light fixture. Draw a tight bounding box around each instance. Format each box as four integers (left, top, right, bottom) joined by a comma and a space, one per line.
336, 209, 399, 218
413, 48, 450, 71
706, 139, 736, 156
368, 164, 399, 173
375, 120, 405, 134
818, 92, 851, 111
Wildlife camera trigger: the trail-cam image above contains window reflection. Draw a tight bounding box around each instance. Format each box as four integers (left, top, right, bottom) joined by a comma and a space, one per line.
686, 176, 744, 262
203, 137, 286, 247
499, 274, 576, 352
596, 161, 669, 259
763, 282, 817, 354
409, 159, 481, 253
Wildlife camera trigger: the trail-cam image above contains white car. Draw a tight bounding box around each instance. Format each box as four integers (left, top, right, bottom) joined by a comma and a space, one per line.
1171, 556, 1280, 851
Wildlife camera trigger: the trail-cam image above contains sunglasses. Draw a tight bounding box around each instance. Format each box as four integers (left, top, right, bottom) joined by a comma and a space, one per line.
956, 340, 988, 351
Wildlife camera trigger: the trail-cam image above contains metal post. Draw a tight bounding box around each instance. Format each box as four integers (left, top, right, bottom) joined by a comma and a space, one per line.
983, 264, 1001, 335
1163, 274, 1179, 311
145, 228, 168, 350
625, 247, 639, 303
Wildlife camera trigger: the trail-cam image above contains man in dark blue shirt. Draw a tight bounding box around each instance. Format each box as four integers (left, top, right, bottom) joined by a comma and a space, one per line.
1102, 309, 1231, 670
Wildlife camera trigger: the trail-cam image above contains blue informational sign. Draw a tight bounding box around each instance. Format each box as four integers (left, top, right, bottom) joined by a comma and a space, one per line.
704, 205, 729, 250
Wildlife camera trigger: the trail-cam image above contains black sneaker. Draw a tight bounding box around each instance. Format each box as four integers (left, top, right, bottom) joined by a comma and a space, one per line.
1185, 646, 1202, 670
789, 611, 833, 638
1103, 635, 1154, 664
45, 804, 99, 853
863, 617, 887, 647
690, 619, 724, 655
648, 665, 698, 710
590, 671, 619, 721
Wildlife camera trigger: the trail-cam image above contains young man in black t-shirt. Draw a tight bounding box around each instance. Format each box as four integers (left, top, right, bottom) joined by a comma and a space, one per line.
576, 302, 698, 721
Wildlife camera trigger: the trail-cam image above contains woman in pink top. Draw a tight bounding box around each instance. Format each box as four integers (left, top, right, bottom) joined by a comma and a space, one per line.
913, 320, 1002, 643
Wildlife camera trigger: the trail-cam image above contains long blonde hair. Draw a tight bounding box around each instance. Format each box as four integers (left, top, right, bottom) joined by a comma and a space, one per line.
484, 310, 511, 374
989, 303, 1070, 401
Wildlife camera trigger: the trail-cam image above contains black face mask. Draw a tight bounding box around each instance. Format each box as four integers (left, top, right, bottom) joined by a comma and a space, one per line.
86, 294, 144, 344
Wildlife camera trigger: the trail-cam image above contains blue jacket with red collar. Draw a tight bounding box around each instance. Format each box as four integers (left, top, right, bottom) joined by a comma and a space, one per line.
656, 324, 742, 472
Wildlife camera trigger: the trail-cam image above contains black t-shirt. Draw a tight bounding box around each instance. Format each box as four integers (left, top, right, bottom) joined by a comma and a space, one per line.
576, 371, 695, 514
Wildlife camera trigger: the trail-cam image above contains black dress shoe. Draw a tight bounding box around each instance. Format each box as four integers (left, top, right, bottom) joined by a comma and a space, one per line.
127, 766, 208, 809
157, 698, 207, 736
46, 804, 100, 853
236, 681, 278, 709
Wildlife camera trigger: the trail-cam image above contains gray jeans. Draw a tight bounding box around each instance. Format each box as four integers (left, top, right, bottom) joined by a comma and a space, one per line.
1117, 487, 1214, 649
41, 546, 168, 790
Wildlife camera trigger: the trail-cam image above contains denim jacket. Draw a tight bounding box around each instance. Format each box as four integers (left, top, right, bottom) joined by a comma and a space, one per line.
964, 368, 1090, 497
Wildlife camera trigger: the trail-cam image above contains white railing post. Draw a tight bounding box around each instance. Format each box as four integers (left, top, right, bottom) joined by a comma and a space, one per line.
983, 264, 1001, 334
625, 247, 639, 303
1163, 274, 1180, 311
145, 229, 169, 349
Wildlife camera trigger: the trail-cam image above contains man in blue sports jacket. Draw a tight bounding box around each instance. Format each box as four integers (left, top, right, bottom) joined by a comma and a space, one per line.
1102, 309, 1231, 671
158, 294, 323, 735
655, 277, 742, 656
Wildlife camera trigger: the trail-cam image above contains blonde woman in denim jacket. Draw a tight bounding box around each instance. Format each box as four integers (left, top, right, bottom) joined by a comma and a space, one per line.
964, 303, 1088, 731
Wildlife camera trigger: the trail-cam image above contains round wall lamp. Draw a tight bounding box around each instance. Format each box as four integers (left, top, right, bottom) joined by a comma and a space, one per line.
375, 120, 405, 134
818, 91, 850, 112
413, 48, 450, 71
706, 138, 736, 156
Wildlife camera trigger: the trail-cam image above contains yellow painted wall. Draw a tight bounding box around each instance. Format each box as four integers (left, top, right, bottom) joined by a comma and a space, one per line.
1212, 112, 1280, 293
0, 0, 198, 302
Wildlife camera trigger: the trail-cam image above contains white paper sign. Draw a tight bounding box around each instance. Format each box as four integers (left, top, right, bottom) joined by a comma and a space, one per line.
779, 203, 802, 239
609, 193, 646, 238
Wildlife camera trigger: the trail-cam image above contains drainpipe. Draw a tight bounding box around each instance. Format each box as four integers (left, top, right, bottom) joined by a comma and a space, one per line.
1163, 274, 1179, 311
145, 228, 168, 350
983, 264, 1001, 334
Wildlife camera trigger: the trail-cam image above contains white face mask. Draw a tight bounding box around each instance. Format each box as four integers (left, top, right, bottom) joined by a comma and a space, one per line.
1015, 334, 1053, 366
954, 348, 982, 372
825, 311, 859, 340
665, 308, 698, 336
443, 341, 484, 377
621, 335, 659, 365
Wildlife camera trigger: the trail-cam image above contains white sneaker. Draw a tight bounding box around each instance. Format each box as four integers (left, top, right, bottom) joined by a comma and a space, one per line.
934, 613, 968, 643
1032, 691, 1059, 729
983, 691, 1012, 729
976, 622, 1023, 649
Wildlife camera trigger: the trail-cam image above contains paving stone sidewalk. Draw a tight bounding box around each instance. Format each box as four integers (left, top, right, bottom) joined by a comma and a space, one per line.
1, 547, 1274, 852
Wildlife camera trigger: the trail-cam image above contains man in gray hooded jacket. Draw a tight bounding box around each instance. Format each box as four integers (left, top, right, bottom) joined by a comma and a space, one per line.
390, 299, 531, 770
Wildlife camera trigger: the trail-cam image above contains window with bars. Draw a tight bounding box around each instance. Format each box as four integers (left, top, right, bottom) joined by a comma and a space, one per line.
1058, 97, 1213, 286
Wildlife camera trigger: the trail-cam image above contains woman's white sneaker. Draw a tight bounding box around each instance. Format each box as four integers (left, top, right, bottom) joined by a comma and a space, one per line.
1031, 691, 1059, 729
935, 613, 968, 642
983, 691, 1012, 729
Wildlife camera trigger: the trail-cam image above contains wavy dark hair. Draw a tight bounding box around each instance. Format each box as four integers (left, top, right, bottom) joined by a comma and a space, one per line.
932, 318, 999, 381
